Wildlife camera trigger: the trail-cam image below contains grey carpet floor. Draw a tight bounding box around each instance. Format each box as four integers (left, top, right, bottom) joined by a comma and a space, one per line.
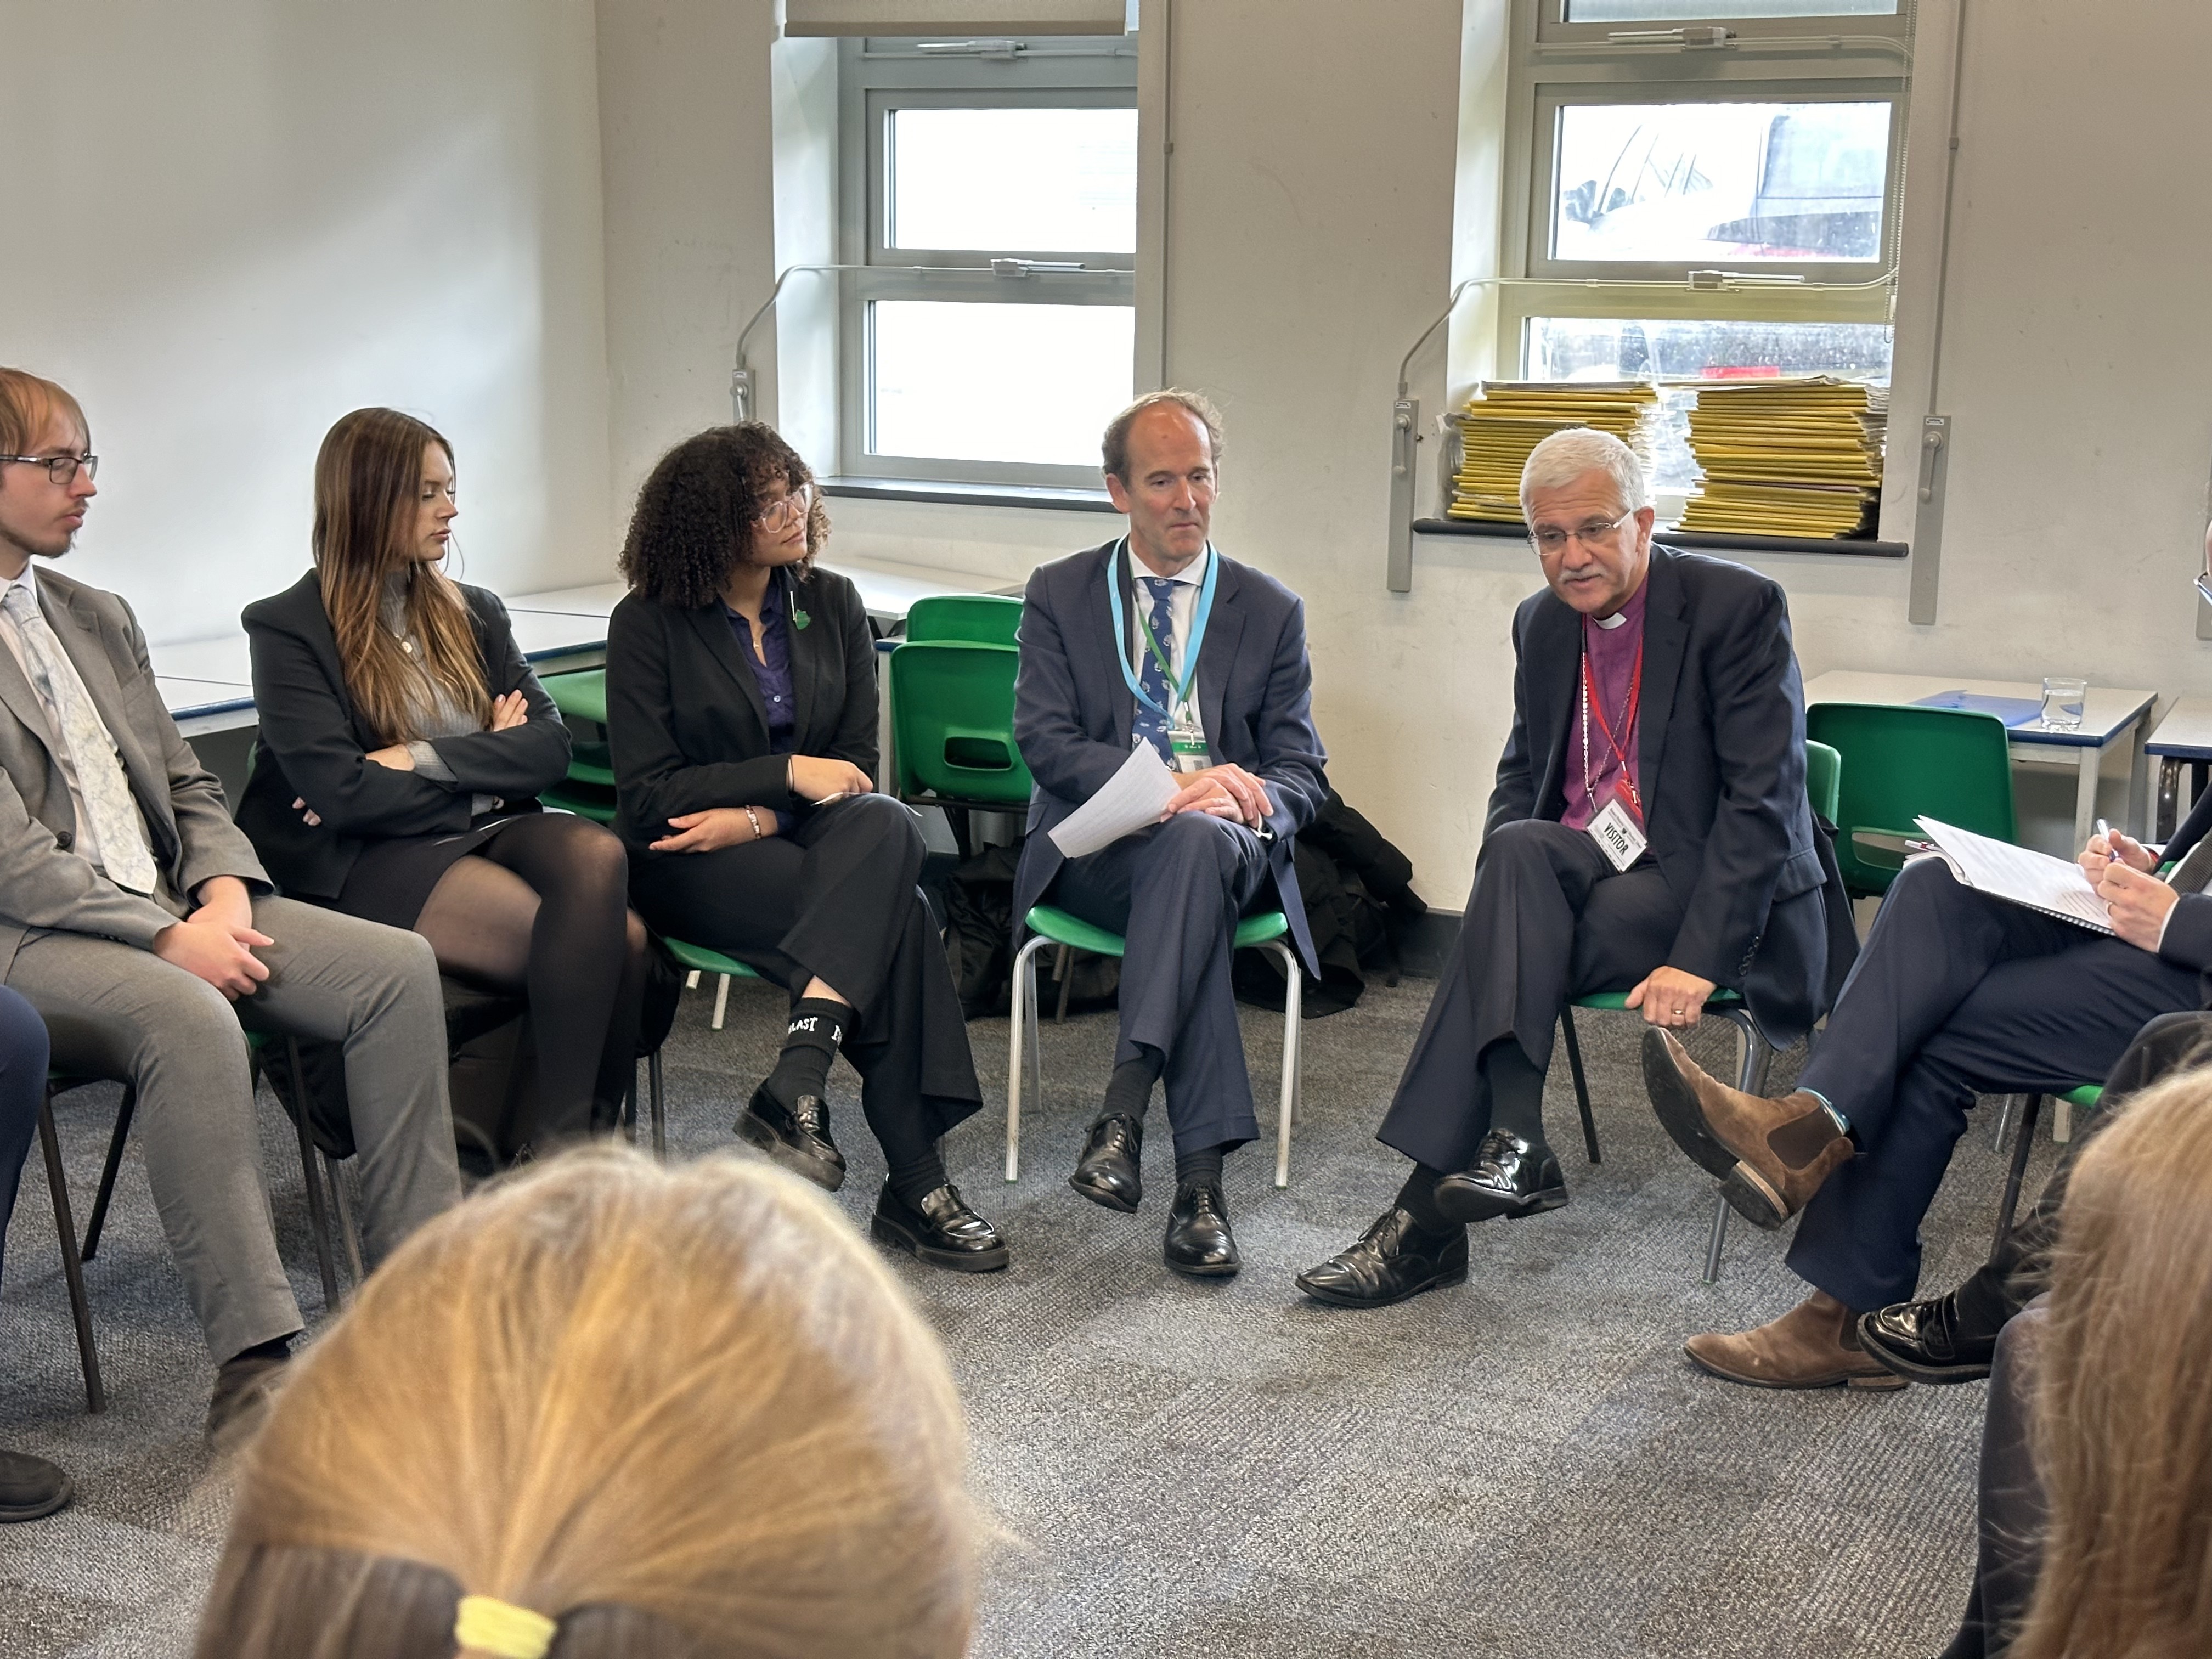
0, 974, 2058, 1658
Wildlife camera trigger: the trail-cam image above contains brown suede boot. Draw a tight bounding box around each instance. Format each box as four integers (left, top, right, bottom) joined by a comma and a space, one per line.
1685, 1290, 1906, 1390
1641, 1028, 1855, 1229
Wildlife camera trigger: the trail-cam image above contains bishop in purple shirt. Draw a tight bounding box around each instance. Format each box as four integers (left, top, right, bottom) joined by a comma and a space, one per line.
1299, 426, 1853, 1312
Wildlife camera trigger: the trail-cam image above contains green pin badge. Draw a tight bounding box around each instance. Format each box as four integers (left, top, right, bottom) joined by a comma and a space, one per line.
791, 606, 810, 630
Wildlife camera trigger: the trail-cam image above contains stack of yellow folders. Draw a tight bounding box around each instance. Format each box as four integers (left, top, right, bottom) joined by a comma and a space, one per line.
1675, 377, 1886, 539
1446, 381, 1662, 524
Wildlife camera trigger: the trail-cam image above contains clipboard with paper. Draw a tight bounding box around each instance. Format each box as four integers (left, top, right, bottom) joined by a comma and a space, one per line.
1911, 817, 2114, 934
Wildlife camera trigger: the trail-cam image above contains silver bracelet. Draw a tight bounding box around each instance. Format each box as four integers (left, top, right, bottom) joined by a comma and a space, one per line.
744, 805, 764, 840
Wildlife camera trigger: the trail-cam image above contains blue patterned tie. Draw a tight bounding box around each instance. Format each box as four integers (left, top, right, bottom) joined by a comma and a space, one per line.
1132, 575, 1179, 764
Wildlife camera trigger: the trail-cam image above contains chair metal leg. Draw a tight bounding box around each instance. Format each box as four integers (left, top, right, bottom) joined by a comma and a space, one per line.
711, 974, 731, 1032
326, 1152, 366, 1287
1007, 934, 1051, 1182
1701, 1192, 1731, 1286
1559, 1009, 1600, 1165
684, 969, 700, 990
38, 1091, 104, 1413
1271, 940, 1301, 1188
286, 1038, 341, 1315
81, 1082, 138, 1263
1993, 1092, 2044, 1260
648, 1048, 667, 1158
1052, 944, 1074, 1023
1993, 1094, 2016, 1149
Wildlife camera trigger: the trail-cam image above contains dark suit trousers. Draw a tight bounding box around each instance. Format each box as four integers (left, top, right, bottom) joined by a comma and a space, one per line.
1378, 819, 1682, 1174
629, 793, 981, 1163
1790, 857, 2200, 1311
1938, 1298, 2050, 1659
1048, 812, 1272, 1156
0, 985, 49, 1292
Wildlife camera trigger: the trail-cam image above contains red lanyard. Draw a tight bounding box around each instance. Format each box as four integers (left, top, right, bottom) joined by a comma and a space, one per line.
1579, 629, 1644, 819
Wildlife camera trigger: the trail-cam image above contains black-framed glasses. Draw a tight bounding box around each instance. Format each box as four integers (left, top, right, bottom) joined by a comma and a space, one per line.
1, 453, 96, 486
1527, 507, 1633, 558
754, 482, 816, 528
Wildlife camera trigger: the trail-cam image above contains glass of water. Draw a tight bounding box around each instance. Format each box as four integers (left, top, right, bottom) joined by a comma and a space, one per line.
2041, 676, 2088, 731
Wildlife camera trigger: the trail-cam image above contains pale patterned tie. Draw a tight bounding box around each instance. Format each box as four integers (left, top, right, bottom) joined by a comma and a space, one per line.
1, 584, 160, 894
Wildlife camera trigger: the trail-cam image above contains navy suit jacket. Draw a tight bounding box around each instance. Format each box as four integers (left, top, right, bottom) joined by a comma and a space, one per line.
1011, 538, 1329, 975
1492, 545, 1857, 1046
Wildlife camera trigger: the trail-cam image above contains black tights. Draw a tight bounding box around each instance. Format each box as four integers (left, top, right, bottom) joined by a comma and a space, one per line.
415, 812, 650, 1141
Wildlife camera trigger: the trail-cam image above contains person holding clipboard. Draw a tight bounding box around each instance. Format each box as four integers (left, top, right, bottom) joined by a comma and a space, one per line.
1299, 427, 1854, 1311
1011, 390, 1328, 1278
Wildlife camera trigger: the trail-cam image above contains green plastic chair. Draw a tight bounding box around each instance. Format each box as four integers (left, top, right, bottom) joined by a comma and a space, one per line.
540, 668, 617, 822
629, 937, 764, 1155
904, 593, 1022, 647
1007, 905, 1305, 1188
1807, 703, 2016, 896
888, 641, 1034, 810
1994, 1082, 2101, 1256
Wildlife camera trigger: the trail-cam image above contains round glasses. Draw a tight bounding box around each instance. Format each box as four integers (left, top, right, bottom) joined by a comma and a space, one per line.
1527, 509, 1634, 559
2, 453, 97, 486
755, 482, 816, 528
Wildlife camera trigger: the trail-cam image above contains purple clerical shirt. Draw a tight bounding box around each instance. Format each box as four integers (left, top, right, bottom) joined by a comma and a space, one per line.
1559, 578, 1648, 832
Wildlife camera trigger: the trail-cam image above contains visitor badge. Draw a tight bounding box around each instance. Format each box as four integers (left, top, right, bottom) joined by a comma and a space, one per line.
1587, 796, 1646, 872
1170, 713, 1209, 774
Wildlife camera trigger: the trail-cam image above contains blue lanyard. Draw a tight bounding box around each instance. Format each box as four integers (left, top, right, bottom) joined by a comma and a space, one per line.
1104, 537, 1218, 721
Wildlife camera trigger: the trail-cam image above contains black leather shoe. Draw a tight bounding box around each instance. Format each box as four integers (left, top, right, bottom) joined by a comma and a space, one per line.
0, 1448, 72, 1523
1070, 1113, 1144, 1212
736, 1084, 846, 1192
206, 1350, 291, 1454
871, 1183, 1011, 1273
1164, 1182, 1239, 1277
1296, 1208, 1469, 1309
1432, 1131, 1568, 1223
1858, 1293, 1998, 1385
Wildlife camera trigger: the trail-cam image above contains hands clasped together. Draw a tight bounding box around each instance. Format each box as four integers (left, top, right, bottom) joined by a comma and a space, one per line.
1159, 762, 1274, 831
650, 755, 874, 854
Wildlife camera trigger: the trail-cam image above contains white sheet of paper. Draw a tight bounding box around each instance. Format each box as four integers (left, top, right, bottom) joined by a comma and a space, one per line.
1914, 816, 2115, 934
1049, 744, 1182, 859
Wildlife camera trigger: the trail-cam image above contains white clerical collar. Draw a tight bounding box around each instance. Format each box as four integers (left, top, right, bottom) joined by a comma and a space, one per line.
1593, 608, 1629, 630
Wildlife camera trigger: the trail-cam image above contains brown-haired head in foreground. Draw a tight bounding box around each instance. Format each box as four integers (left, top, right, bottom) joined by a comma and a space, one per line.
1099, 388, 1223, 484
619, 424, 827, 610
2012, 1068, 2212, 1659
0, 367, 89, 458
194, 1148, 975, 1659
313, 407, 489, 745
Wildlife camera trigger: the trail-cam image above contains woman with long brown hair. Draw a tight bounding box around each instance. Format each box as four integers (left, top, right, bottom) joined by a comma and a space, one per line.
193, 1148, 978, 1658
236, 408, 652, 1147
607, 423, 1006, 1273
2005, 1069, 2212, 1659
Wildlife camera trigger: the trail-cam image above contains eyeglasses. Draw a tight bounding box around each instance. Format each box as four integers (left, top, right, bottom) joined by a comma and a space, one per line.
1527, 509, 1634, 559
1, 453, 97, 486
754, 482, 816, 528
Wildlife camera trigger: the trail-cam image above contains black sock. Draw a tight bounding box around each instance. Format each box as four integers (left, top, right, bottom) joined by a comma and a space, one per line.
1174, 1144, 1224, 1192
765, 997, 847, 1113
1098, 1048, 1163, 1126
1480, 1039, 1549, 1147
888, 1144, 950, 1211
1394, 1164, 1458, 1235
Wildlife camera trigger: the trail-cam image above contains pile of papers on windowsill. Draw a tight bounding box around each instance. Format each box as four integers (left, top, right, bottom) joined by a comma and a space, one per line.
1444, 381, 1663, 524
1674, 376, 1887, 539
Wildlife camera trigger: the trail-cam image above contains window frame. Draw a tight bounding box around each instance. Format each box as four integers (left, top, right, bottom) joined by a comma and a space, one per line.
836, 36, 1139, 489
1495, 0, 1909, 382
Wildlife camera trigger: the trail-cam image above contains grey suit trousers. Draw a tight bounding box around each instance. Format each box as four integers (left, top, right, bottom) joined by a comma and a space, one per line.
9, 895, 460, 1363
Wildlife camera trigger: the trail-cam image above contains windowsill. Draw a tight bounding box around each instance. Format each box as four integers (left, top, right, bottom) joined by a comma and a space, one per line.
823, 476, 1119, 514
1410, 517, 1909, 559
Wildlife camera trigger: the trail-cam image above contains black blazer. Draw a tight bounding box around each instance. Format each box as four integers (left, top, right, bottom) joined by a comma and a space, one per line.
1491, 545, 1857, 1046
1009, 538, 1330, 975
236, 570, 570, 900
604, 566, 878, 859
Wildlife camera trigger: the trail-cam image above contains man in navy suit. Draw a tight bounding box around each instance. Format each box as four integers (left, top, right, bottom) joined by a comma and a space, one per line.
1013, 390, 1328, 1277
1300, 427, 1855, 1311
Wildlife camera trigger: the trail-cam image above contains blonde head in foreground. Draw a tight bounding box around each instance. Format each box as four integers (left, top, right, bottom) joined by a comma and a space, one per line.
194, 1148, 975, 1659
2013, 1068, 2212, 1659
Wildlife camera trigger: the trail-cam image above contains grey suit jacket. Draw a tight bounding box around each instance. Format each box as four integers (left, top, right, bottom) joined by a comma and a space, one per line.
0, 566, 269, 977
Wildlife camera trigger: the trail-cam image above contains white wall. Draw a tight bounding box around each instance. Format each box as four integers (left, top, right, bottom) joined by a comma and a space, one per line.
0, 0, 611, 645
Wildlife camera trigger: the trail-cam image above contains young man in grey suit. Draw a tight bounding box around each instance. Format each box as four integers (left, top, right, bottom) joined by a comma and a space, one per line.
1012, 390, 1328, 1277
0, 368, 460, 1441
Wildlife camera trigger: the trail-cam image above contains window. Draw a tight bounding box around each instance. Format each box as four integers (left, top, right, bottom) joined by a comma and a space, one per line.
1495, 1, 1910, 506
838, 36, 1138, 488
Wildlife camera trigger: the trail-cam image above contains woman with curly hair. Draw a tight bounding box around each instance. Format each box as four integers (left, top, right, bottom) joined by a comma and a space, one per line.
237, 408, 655, 1148
607, 423, 1006, 1273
